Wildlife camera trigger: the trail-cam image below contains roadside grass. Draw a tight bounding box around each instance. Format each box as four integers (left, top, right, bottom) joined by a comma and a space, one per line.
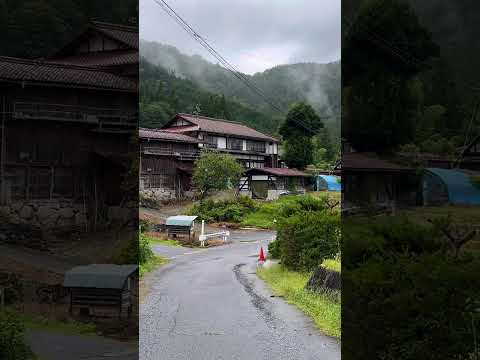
401, 206, 480, 225
140, 255, 169, 277
144, 232, 182, 247
18, 309, 97, 336
321, 258, 341, 272
242, 192, 340, 229
257, 264, 341, 339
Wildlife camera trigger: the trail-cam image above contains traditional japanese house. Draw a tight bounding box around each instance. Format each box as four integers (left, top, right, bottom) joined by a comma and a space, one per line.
161, 113, 280, 169
342, 152, 420, 208
0, 21, 138, 230
240, 167, 311, 200
139, 128, 199, 200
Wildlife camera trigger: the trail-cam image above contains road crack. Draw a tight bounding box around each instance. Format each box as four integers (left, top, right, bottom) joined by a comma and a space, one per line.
233, 263, 275, 325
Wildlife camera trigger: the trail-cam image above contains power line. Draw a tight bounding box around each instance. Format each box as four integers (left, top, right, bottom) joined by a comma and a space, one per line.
151, 0, 328, 135
343, 15, 428, 69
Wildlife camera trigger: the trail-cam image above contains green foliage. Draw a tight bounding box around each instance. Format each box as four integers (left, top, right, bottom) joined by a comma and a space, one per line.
0, 0, 137, 58
192, 151, 244, 199
241, 193, 339, 229
471, 176, 480, 190
343, 0, 439, 152
139, 233, 155, 266
115, 233, 154, 266
276, 210, 340, 271
268, 239, 281, 259
139, 59, 281, 134
0, 309, 29, 360
280, 103, 324, 170
187, 196, 257, 223
342, 216, 480, 359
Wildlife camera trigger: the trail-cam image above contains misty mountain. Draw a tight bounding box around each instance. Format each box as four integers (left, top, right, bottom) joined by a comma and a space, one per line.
140, 40, 340, 123
140, 58, 284, 135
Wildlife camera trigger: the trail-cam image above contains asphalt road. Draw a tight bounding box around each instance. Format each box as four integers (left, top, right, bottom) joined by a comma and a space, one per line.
140, 229, 340, 360
26, 330, 138, 360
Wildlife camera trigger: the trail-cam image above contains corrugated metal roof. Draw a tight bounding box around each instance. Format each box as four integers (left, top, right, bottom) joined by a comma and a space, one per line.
246, 167, 311, 177
0, 56, 137, 91
425, 168, 480, 205
165, 114, 279, 142
140, 128, 200, 143
166, 215, 197, 226
63, 264, 138, 289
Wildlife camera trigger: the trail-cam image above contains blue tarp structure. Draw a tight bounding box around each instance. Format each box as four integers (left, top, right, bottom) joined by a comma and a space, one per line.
424, 168, 480, 205
316, 175, 341, 192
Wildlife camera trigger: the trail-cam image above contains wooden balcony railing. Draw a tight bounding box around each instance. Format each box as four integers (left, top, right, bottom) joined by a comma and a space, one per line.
142, 147, 199, 159
13, 102, 137, 126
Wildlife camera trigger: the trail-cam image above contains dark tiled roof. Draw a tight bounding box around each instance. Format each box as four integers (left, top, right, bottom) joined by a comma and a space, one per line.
165, 113, 279, 142
48, 50, 138, 68
92, 21, 138, 49
246, 167, 311, 177
342, 152, 413, 172
140, 128, 199, 143
0, 56, 137, 91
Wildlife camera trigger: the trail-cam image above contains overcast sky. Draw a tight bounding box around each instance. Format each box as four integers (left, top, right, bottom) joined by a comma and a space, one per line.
140, 0, 341, 74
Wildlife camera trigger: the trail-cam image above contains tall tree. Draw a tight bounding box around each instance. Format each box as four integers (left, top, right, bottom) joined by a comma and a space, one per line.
342, 0, 439, 152
279, 102, 324, 170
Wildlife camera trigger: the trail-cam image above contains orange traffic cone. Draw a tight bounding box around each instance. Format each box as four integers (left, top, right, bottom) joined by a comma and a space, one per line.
259, 246, 266, 262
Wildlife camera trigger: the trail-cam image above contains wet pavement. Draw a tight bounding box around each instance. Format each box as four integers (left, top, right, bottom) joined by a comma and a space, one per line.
26, 330, 138, 360
140, 229, 340, 360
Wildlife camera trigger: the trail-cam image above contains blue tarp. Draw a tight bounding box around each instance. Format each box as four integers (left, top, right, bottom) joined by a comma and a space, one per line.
316, 175, 341, 192
426, 168, 480, 205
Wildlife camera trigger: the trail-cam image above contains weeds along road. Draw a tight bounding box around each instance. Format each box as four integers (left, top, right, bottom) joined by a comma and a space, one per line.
140, 229, 340, 360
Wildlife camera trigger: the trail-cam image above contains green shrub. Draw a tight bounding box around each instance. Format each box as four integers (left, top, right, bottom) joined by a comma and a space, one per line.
187, 196, 257, 223
343, 253, 480, 359
268, 240, 281, 259
139, 233, 155, 265
278, 195, 330, 218
276, 210, 340, 271
342, 216, 480, 359
115, 233, 154, 265
0, 310, 29, 360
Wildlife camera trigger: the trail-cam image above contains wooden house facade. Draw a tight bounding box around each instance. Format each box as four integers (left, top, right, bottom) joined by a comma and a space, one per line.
0, 22, 138, 230
341, 152, 420, 208
139, 128, 199, 200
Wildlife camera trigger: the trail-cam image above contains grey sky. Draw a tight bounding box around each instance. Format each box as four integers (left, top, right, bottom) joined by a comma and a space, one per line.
140, 0, 341, 74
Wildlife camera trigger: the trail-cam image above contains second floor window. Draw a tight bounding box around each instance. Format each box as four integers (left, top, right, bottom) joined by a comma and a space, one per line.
227, 138, 243, 150
247, 140, 266, 153
203, 135, 217, 148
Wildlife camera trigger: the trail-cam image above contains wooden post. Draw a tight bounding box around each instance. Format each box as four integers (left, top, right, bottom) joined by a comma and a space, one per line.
50, 166, 54, 200
82, 179, 88, 232
0, 96, 5, 205
0, 287, 4, 308
94, 174, 97, 232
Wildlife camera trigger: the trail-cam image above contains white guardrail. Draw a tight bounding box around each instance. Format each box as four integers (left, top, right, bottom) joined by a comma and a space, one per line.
198, 220, 230, 247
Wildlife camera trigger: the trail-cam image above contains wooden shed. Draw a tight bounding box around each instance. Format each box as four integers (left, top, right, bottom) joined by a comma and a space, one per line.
63, 264, 138, 319
240, 167, 312, 200
165, 215, 197, 240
